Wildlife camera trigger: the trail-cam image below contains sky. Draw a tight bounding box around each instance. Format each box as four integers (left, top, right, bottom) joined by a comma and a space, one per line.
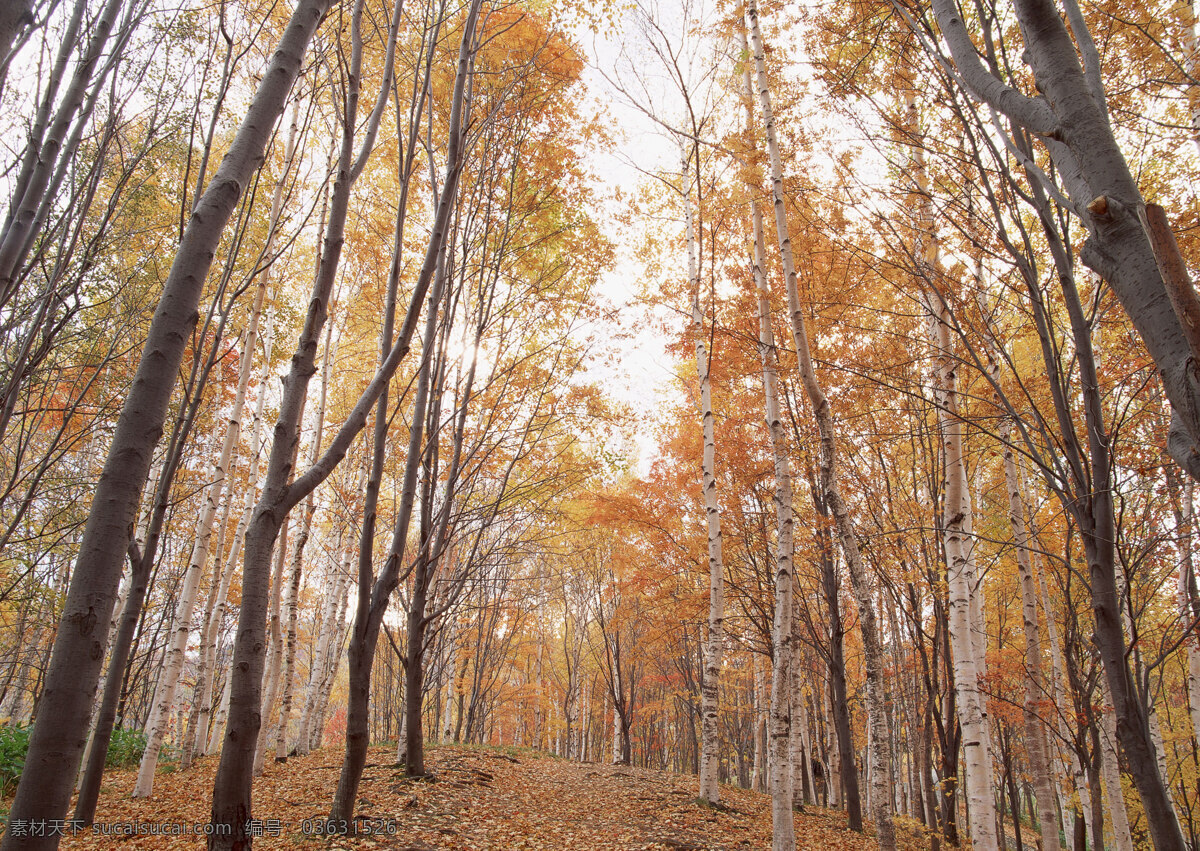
568, 0, 727, 476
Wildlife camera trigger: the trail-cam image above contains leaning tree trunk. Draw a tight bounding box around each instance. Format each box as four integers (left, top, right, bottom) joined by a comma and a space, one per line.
746, 5, 895, 847
0, 0, 330, 841
207, 0, 414, 840
132, 103, 296, 793
931, 0, 1200, 479
74, 387, 199, 824
270, 328, 335, 763
682, 166, 725, 806
0, 0, 125, 306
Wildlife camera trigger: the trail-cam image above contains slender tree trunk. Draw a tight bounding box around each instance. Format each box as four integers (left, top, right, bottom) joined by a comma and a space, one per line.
327, 6, 479, 822
901, 81, 997, 850
297, 505, 356, 755
1005, 433, 1062, 851
0, 0, 125, 305
1097, 676, 1136, 851
207, 0, 416, 838
1169, 473, 1200, 748
977, 303, 1060, 850
752, 656, 766, 793
682, 168, 725, 806
252, 510, 293, 777
746, 6, 894, 846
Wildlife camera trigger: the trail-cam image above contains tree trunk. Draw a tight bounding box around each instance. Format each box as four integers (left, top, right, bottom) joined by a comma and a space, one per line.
682, 169, 725, 806
327, 5, 479, 820
746, 5, 894, 846
739, 41, 796, 841
931, 0, 1200, 482
901, 80, 997, 850
1098, 677, 1136, 851
978, 303, 1060, 850
752, 656, 767, 793
207, 0, 414, 838
0, 0, 32, 72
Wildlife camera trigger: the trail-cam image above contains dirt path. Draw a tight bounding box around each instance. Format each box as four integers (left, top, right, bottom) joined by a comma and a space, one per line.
55, 744, 928, 849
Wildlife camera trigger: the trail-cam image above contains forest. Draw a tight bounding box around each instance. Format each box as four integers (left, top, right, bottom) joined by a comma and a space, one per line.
0, 0, 1198, 848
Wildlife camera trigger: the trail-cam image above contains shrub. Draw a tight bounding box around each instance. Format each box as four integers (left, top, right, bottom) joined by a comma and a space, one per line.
0, 724, 30, 795
105, 726, 147, 768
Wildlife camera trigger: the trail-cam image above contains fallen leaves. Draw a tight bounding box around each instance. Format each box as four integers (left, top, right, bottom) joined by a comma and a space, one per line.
59, 744, 932, 849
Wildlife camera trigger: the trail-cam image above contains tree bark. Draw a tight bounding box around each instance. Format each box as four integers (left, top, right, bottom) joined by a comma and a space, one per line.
682, 167, 725, 806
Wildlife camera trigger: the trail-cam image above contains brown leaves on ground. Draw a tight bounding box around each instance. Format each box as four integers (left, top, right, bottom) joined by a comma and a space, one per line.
61, 744, 932, 849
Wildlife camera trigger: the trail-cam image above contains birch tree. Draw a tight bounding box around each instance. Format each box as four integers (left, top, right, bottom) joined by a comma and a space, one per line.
928, 0, 1200, 482
682, 165, 726, 805
746, 3, 895, 846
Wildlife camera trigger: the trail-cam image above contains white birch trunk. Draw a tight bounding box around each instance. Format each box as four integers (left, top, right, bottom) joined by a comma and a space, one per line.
1181, 0, 1200, 159
133, 433, 226, 796
752, 656, 767, 792
746, 8, 893, 846
296, 464, 361, 754
201, 346, 272, 757
208, 670, 232, 756
934, 308, 997, 851
311, 553, 354, 749
739, 38, 795, 841
978, 300, 1060, 851
1099, 677, 1136, 851
252, 517, 291, 775
1149, 701, 1180, 826
682, 172, 725, 805
1169, 476, 1200, 751
904, 86, 997, 850
1004, 434, 1061, 851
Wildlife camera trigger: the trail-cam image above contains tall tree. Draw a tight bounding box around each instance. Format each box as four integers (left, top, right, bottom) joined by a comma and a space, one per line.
745, 2, 896, 847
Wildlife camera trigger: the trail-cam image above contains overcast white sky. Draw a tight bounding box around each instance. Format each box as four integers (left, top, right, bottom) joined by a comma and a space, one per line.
567, 0, 730, 475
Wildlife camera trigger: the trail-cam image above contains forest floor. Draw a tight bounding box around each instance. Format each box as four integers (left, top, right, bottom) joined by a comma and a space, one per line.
53, 743, 934, 849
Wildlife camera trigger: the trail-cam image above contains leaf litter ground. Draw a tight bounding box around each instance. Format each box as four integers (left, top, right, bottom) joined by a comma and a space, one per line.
60, 744, 932, 849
